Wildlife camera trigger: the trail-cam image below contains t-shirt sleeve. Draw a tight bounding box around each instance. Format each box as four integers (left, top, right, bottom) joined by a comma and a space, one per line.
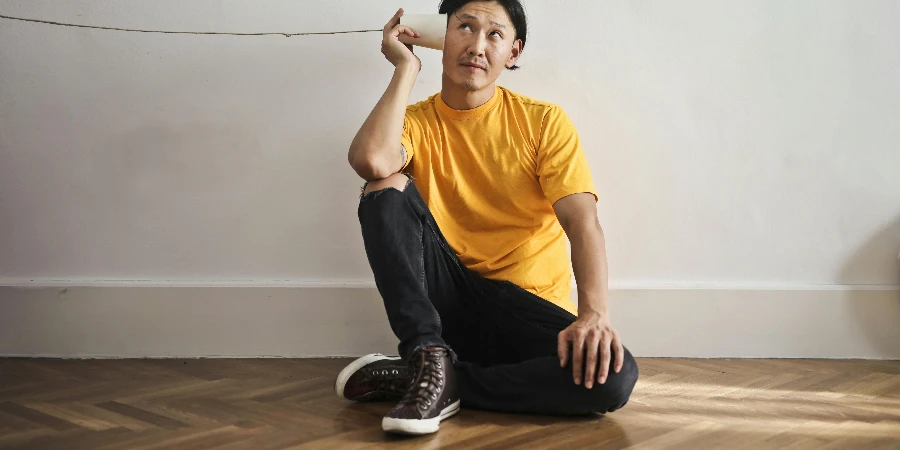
399, 109, 420, 170
536, 106, 598, 204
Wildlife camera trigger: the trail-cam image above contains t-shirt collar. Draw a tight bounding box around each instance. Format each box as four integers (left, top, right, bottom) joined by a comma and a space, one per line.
436, 86, 501, 121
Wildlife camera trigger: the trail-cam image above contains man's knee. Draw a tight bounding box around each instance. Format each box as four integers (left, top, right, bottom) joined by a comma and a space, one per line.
561, 348, 638, 415
585, 349, 639, 414
362, 173, 409, 196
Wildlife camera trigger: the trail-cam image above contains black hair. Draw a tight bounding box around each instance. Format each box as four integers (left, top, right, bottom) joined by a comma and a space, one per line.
438, 0, 527, 70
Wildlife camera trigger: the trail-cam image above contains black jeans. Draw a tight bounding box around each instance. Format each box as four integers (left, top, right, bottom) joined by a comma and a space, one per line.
358, 175, 638, 415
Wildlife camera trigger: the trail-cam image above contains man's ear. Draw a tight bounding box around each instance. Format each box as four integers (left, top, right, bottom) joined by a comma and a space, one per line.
506, 39, 523, 69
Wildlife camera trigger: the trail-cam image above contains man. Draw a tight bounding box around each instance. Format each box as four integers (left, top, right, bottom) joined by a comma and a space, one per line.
336, 0, 638, 436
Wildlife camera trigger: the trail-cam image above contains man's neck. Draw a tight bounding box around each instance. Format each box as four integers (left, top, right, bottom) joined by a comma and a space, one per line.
440, 75, 496, 111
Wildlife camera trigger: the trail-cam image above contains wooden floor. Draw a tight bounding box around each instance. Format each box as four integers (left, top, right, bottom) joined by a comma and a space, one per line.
0, 358, 898, 449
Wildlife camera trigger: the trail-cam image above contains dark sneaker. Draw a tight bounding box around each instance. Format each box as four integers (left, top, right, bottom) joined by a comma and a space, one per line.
382, 347, 460, 435
334, 354, 412, 402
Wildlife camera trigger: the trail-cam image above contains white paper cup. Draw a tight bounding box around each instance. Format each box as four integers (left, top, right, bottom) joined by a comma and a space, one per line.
399, 13, 447, 51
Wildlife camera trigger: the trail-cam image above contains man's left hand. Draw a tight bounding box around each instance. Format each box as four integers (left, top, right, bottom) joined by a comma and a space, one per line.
558, 311, 624, 389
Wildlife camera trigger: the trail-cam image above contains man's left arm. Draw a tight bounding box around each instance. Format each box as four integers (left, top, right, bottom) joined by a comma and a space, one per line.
553, 193, 624, 389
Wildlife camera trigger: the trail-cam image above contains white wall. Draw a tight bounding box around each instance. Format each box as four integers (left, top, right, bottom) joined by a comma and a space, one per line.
1, 1, 899, 358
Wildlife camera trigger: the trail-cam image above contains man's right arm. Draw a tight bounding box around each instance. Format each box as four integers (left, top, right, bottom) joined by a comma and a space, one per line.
348, 9, 421, 181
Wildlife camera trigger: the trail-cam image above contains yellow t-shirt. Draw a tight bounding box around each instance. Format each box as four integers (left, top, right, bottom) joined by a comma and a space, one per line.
400, 86, 597, 315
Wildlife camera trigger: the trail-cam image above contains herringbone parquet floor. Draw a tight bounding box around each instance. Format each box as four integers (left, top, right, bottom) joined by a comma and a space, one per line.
0, 358, 898, 449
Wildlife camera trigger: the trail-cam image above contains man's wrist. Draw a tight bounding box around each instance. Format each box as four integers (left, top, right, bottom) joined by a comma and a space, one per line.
395, 62, 420, 77
577, 307, 608, 318
577, 294, 609, 317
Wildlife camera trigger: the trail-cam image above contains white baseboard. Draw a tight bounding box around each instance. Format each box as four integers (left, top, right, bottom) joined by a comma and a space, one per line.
1, 283, 898, 359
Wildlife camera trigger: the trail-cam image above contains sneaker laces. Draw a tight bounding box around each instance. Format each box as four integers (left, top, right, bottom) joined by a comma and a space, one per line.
398, 348, 446, 411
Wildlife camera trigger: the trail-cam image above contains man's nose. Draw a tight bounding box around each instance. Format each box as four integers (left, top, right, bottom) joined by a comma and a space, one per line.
466, 34, 487, 57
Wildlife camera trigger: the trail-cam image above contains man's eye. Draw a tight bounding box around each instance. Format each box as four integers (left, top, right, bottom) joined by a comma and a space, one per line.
460, 23, 470, 30
490, 31, 502, 37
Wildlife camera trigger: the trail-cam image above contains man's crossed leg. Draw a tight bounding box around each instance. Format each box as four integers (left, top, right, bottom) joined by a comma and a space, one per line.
335, 174, 639, 435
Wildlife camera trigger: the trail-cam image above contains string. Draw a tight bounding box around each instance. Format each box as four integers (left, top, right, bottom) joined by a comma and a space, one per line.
0, 13, 381, 38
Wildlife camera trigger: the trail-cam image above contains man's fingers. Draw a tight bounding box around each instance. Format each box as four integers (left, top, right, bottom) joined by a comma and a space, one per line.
598, 337, 612, 384
384, 8, 403, 32
391, 25, 420, 40
614, 336, 625, 373
572, 331, 585, 385
584, 332, 600, 389
557, 332, 569, 367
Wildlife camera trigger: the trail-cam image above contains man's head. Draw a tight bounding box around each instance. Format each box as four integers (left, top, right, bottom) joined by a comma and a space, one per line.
438, 0, 527, 92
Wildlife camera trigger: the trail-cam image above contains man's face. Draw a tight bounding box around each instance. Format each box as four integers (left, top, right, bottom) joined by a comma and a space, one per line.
442, 1, 522, 92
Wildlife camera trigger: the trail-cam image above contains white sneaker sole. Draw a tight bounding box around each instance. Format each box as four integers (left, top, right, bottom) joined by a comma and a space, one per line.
382, 400, 461, 435
334, 353, 401, 399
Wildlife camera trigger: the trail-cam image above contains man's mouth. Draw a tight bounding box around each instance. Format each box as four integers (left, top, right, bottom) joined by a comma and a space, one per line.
461, 62, 486, 70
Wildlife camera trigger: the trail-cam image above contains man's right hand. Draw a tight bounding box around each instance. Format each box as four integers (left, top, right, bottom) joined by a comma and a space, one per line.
382, 9, 421, 72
